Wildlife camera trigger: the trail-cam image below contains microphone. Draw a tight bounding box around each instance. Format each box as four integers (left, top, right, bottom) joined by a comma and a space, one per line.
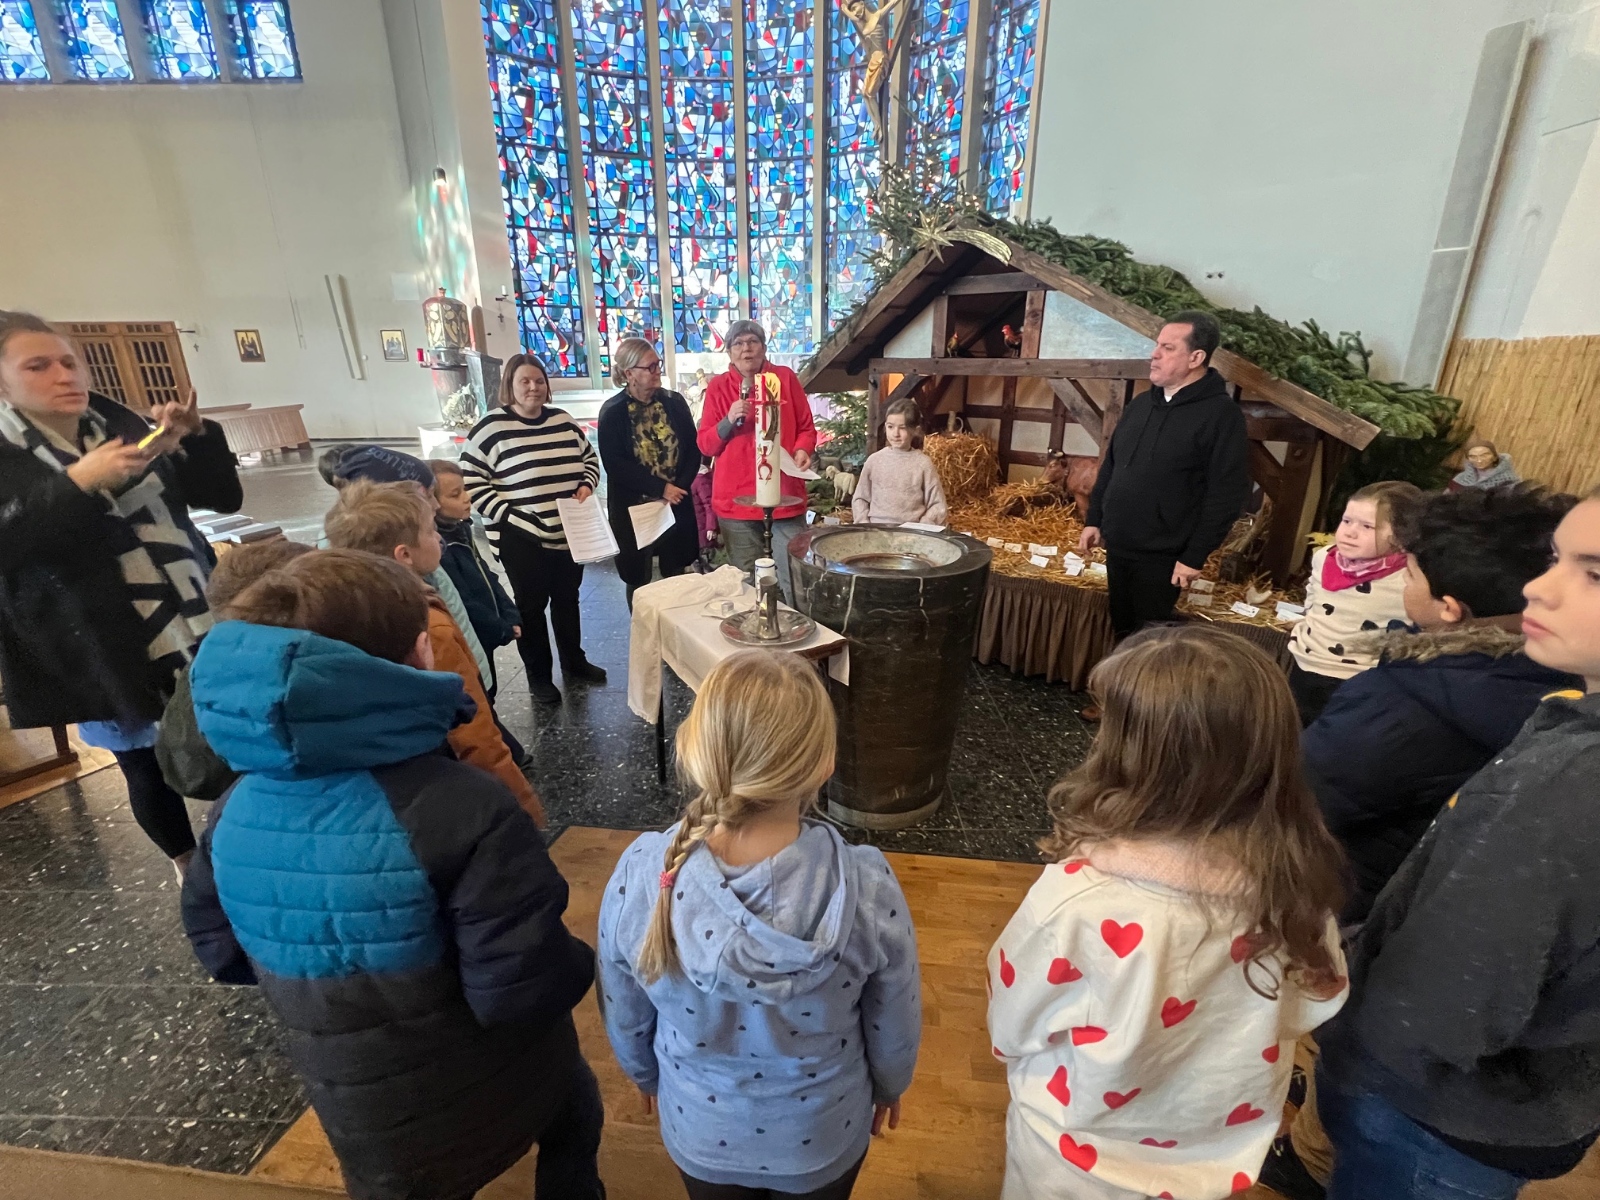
735, 377, 751, 428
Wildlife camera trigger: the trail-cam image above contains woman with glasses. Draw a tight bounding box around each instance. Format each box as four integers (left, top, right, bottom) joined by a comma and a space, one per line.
597, 338, 702, 606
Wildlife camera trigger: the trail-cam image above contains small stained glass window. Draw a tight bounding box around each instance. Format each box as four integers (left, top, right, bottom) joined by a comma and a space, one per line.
902, 0, 970, 178
58, 0, 134, 80
0, 1, 50, 80
224, 0, 298, 79
143, 0, 218, 79
979, 0, 1039, 215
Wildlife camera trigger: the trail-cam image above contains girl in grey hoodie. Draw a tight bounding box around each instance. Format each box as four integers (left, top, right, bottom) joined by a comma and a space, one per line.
598, 650, 922, 1199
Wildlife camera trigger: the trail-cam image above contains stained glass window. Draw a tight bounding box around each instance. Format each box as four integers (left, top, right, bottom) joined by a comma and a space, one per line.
979, 0, 1038, 215
570, 0, 661, 372
0, 1, 49, 80
902, 0, 969, 178
58, 0, 133, 80
744, 0, 812, 354
224, 0, 298, 79
658, 0, 737, 355
484, 1, 589, 376
143, 0, 218, 79
823, 0, 880, 325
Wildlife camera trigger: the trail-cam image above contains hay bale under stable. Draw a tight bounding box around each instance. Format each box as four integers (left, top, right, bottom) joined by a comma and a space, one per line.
924, 432, 1000, 507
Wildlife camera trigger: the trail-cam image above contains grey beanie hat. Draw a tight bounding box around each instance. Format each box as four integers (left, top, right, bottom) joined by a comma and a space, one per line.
724, 319, 767, 347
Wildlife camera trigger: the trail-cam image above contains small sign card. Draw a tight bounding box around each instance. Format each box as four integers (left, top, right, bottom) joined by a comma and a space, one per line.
1189, 578, 1216, 594
1029, 554, 1051, 568
900, 521, 946, 533
1063, 559, 1085, 577
1275, 601, 1306, 620
1028, 543, 1059, 556
1003, 542, 1024, 554
1187, 592, 1214, 608
1229, 601, 1262, 618
986, 537, 1005, 549
1086, 562, 1107, 576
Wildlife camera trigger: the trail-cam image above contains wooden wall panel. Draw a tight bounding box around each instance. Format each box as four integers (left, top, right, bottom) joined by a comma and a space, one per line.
1439, 335, 1600, 494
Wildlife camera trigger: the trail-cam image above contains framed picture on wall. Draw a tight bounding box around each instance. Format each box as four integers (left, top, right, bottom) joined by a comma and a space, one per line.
380, 329, 408, 361
234, 330, 265, 363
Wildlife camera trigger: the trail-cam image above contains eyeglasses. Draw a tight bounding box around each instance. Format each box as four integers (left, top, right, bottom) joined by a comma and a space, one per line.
728, 336, 764, 351
630, 360, 662, 373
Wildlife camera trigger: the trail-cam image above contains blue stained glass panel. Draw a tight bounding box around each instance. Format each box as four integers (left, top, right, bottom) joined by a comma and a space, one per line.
0, 1, 49, 80
59, 0, 134, 80
744, 0, 812, 354
823, 0, 880, 326
224, 0, 299, 79
902, 0, 968, 177
979, 0, 1038, 215
660, 0, 737, 354
143, 0, 218, 79
571, 0, 660, 370
483, 2, 589, 376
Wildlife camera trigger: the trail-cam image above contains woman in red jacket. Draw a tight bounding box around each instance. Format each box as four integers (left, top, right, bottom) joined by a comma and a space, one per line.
694, 320, 816, 600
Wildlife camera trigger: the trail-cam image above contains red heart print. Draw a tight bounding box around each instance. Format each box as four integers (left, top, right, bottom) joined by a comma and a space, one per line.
991, 1046, 1004, 1058
1230, 934, 1255, 963
1070, 1026, 1107, 1045
1101, 920, 1144, 958
1140, 1138, 1178, 1149
1262, 1044, 1280, 1063
1160, 1193, 1175, 1198
1046, 1065, 1070, 1106
1160, 997, 1196, 1027
1232, 1172, 1252, 1193
1063, 859, 1089, 873
1048, 957, 1083, 985
998, 948, 1015, 989
1057, 1133, 1097, 1173
1103, 1088, 1141, 1109
1226, 1102, 1265, 1126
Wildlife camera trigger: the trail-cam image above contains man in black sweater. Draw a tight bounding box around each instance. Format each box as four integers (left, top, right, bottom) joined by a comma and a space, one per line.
1079, 310, 1250, 639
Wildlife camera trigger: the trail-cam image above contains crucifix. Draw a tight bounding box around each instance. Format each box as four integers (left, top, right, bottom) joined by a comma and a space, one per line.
839, 0, 913, 142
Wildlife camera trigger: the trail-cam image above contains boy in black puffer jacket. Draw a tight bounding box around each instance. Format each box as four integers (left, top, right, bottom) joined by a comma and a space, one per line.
430, 459, 520, 695
1303, 484, 1579, 923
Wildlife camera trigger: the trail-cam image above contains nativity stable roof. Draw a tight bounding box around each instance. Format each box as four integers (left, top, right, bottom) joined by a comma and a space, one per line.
800, 232, 1380, 450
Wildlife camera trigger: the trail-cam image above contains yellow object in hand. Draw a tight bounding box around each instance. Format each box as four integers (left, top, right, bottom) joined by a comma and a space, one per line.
136, 424, 167, 450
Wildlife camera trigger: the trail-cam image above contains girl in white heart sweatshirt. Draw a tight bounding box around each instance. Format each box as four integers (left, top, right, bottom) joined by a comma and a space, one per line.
989, 625, 1349, 1200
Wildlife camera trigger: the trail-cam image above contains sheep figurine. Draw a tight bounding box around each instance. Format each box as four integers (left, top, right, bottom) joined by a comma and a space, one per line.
830, 470, 857, 501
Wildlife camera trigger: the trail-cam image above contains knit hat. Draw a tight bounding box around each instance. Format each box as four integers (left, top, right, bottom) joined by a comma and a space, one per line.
724, 320, 767, 348
331, 445, 435, 489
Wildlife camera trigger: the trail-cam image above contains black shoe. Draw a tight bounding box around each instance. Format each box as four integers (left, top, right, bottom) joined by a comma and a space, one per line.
1258, 1136, 1326, 1200
530, 681, 562, 705
564, 660, 607, 685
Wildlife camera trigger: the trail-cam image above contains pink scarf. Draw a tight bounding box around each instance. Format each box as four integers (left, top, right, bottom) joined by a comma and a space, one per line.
1322, 549, 1407, 592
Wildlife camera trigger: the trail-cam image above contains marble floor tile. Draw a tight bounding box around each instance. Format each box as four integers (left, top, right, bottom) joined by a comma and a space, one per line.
0, 1116, 115, 1157
92, 1115, 293, 1175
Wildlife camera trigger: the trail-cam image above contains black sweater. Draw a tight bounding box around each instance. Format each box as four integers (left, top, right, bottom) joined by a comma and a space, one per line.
1084, 368, 1249, 568
596, 387, 701, 551
0, 394, 241, 727
1320, 689, 1600, 1175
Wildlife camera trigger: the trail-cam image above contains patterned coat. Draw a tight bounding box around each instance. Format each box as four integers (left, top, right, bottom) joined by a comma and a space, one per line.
988, 849, 1346, 1199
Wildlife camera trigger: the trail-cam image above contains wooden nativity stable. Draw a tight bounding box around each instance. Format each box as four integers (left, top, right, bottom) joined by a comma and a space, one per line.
802, 232, 1381, 585
800, 231, 1383, 686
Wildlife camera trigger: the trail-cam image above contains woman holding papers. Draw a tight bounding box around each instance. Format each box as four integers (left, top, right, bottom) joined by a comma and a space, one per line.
461, 353, 605, 705
598, 339, 702, 607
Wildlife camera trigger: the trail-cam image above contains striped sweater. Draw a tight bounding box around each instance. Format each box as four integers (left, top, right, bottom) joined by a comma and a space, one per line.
461, 407, 601, 550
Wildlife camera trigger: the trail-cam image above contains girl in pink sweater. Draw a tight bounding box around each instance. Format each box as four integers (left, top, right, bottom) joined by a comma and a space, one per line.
851, 398, 947, 525
988, 625, 1349, 1200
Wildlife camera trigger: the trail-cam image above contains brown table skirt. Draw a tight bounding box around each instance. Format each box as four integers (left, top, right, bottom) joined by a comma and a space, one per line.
973, 573, 1292, 688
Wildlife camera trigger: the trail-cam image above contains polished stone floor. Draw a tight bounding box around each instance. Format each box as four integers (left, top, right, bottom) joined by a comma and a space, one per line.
0, 447, 1094, 1175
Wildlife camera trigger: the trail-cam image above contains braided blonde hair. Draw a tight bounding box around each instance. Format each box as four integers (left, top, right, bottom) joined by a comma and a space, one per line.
636, 650, 836, 983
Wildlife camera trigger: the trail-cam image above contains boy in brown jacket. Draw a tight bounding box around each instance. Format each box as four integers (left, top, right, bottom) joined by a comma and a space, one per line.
324, 481, 543, 824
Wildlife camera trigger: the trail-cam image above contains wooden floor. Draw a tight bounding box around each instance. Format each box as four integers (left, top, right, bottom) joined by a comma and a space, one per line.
0, 719, 116, 814
249, 827, 1600, 1200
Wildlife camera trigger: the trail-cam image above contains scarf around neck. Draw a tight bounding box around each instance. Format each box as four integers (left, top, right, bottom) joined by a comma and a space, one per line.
1323, 548, 1408, 592
0, 401, 213, 677
1451, 454, 1519, 490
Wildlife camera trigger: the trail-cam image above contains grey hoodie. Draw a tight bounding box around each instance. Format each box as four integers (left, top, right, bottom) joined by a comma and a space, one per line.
597, 820, 922, 1192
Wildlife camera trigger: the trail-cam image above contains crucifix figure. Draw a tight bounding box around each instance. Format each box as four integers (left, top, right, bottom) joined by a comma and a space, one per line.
839, 0, 913, 141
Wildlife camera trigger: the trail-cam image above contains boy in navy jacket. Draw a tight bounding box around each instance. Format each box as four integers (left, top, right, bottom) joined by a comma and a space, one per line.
180, 549, 599, 1200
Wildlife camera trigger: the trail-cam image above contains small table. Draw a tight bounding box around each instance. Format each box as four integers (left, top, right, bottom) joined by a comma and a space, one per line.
649, 594, 847, 780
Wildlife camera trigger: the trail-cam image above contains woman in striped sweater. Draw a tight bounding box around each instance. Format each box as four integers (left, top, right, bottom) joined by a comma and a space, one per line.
462, 353, 606, 705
